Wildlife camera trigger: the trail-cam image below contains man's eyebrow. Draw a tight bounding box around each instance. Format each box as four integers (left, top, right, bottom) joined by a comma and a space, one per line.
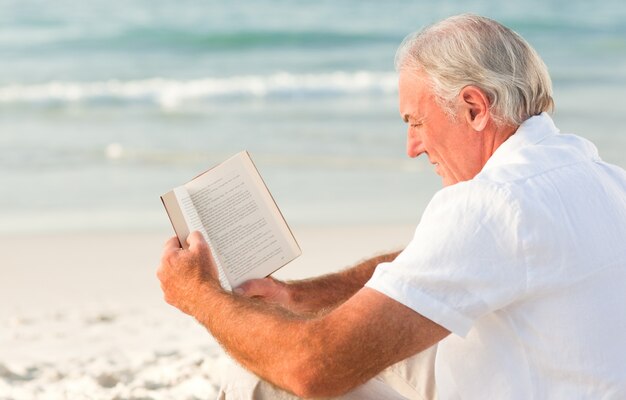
402, 114, 410, 123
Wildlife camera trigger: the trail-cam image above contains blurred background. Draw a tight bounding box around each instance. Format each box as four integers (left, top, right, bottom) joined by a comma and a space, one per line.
1, 0, 625, 234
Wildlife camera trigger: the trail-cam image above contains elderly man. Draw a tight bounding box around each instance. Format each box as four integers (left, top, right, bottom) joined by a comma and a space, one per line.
158, 14, 626, 399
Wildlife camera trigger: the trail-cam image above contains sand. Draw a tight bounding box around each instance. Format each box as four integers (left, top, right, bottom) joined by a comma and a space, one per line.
0, 224, 414, 399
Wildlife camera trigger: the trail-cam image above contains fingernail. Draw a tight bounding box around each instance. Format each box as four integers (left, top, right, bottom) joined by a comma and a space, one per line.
233, 288, 244, 295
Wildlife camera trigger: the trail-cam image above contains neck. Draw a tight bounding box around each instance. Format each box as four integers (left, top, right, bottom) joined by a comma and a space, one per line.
481, 121, 518, 166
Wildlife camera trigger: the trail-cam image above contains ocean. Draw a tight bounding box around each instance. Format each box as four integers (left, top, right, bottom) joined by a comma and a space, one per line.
1, 0, 625, 233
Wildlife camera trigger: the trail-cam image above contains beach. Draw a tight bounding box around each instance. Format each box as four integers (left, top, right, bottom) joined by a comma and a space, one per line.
0, 225, 415, 399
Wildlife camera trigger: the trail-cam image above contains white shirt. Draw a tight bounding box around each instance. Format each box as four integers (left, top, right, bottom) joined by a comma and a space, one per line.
366, 113, 626, 399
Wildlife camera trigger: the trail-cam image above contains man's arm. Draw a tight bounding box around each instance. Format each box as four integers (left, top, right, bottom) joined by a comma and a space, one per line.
235, 250, 402, 316
158, 232, 449, 398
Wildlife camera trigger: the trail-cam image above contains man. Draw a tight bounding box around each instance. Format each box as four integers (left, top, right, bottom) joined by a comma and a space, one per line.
158, 14, 626, 399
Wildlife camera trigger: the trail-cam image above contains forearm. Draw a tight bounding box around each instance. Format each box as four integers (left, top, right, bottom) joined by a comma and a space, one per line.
192, 283, 317, 394
191, 282, 446, 398
285, 250, 401, 315
159, 233, 316, 394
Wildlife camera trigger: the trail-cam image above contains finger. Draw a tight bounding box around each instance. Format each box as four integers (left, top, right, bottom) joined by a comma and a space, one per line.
162, 237, 182, 261
163, 236, 181, 252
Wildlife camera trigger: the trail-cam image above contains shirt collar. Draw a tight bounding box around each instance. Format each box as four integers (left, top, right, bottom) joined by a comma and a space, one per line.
481, 112, 559, 172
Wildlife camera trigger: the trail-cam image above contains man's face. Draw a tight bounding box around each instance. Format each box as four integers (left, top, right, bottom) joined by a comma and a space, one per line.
398, 70, 484, 186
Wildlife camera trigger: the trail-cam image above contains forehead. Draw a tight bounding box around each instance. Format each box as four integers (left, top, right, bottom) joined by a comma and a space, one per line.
398, 70, 433, 116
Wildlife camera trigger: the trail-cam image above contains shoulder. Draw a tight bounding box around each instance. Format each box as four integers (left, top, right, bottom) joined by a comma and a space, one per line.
422, 180, 520, 227
403, 180, 524, 266
477, 132, 602, 185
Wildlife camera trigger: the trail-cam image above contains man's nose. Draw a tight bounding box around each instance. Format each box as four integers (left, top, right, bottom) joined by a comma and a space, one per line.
406, 130, 425, 158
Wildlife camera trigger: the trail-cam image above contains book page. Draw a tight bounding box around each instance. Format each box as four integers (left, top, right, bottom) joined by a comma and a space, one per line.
185, 152, 299, 287
173, 186, 232, 291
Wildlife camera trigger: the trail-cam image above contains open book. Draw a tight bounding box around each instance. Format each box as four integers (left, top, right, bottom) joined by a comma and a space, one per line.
161, 151, 301, 290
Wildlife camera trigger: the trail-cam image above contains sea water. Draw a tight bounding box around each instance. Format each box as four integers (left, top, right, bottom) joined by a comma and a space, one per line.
1, 0, 625, 233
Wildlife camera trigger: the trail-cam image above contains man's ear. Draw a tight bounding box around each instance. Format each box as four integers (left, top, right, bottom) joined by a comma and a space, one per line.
459, 86, 490, 131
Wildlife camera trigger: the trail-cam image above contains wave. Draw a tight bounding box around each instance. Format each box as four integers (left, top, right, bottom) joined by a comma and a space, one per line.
0, 71, 398, 108
4, 28, 399, 52
81, 29, 398, 51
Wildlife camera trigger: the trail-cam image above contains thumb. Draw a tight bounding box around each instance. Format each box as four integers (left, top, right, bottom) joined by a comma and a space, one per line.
187, 231, 208, 253
235, 277, 284, 299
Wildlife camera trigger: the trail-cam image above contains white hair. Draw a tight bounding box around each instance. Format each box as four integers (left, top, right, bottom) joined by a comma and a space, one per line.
395, 14, 554, 126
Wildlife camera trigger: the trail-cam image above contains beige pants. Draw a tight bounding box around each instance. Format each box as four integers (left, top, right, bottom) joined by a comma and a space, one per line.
216, 345, 437, 400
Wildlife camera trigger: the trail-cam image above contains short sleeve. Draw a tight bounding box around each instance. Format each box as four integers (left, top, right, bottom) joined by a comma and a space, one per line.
365, 181, 528, 337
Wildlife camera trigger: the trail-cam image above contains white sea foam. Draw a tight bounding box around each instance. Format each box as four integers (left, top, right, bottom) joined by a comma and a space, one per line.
0, 71, 397, 109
